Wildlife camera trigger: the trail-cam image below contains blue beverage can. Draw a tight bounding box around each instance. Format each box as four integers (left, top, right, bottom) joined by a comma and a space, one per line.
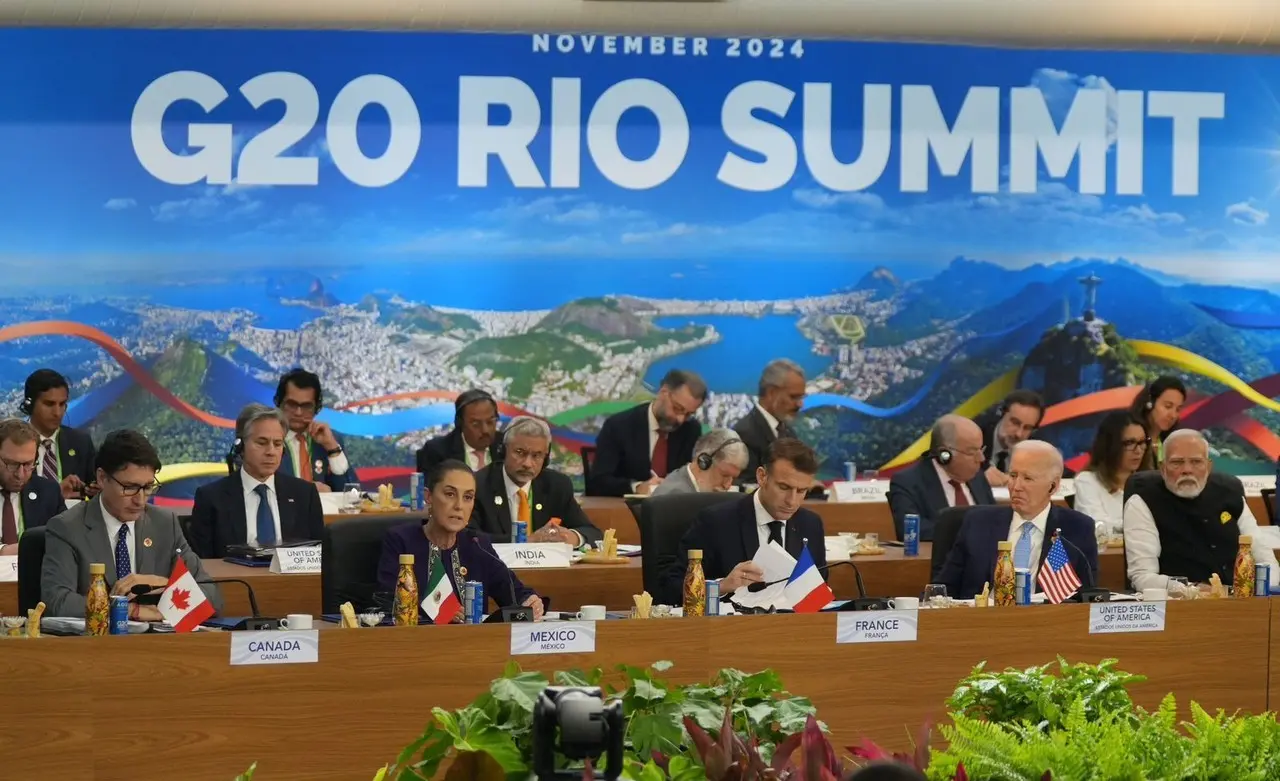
1015, 570, 1032, 606
843, 461, 856, 482
1256, 564, 1271, 596
464, 580, 485, 624
513, 520, 528, 544
410, 473, 424, 510
903, 514, 920, 557
109, 596, 129, 635
705, 580, 721, 616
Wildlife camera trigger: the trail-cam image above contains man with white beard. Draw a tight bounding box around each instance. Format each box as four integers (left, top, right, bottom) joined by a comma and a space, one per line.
1123, 429, 1279, 594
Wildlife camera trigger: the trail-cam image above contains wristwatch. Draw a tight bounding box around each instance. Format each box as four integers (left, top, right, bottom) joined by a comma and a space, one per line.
325, 446, 343, 457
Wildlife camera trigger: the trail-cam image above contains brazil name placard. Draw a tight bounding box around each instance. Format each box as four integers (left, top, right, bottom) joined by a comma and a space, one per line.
511, 622, 597, 655
1089, 602, 1167, 634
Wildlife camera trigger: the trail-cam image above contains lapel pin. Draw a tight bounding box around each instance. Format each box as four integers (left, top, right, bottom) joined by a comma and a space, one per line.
494, 496, 504, 506
535, 503, 543, 511
143, 537, 154, 548
68, 449, 76, 457
27, 491, 36, 501
287, 498, 295, 503
1220, 511, 1232, 524
459, 566, 468, 577
314, 459, 325, 473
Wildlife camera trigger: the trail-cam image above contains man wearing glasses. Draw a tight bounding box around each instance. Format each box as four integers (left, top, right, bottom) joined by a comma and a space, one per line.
273, 368, 354, 493
40, 429, 222, 620
887, 414, 997, 541
0, 418, 66, 554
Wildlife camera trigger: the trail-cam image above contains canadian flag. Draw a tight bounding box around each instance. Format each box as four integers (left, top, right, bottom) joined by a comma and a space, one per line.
158, 558, 216, 632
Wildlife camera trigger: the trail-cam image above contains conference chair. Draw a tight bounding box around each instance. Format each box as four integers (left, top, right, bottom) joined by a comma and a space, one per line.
321, 516, 413, 614
637, 492, 740, 605
177, 515, 193, 543
578, 446, 596, 485
1262, 488, 1276, 525
17, 526, 47, 614
929, 506, 973, 583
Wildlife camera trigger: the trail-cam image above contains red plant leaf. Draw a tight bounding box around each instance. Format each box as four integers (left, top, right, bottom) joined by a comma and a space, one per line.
1040, 773, 1052, 781
581, 758, 594, 781
772, 732, 804, 773
955, 762, 968, 781
651, 751, 669, 771
913, 718, 934, 770
684, 715, 728, 778
801, 716, 828, 781
847, 739, 890, 761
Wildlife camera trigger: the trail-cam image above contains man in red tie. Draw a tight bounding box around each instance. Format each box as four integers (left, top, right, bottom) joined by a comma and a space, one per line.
886, 414, 997, 541
0, 418, 67, 554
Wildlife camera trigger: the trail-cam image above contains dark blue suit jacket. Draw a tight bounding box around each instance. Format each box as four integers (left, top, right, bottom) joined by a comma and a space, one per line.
18, 475, 66, 531
887, 458, 996, 541
275, 433, 354, 493
664, 494, 827, 606
587, 403, 701, 497
936, 505, 1099, 600
377, 524, 535, 619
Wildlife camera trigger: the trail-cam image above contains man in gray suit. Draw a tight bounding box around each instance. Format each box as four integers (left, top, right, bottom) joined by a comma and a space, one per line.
651, 429, 749, 497
41, 429, 222, 620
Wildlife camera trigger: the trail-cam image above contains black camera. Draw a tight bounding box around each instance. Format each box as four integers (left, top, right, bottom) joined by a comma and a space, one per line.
532, 687, 625, 780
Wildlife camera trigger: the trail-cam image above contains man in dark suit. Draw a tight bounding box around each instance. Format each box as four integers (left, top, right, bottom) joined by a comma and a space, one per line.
937, 440, 1098, 600
21, 368, 97, 500
888, 415, 996, 541
273, 368, 355, 493
666, 438, 827, 603
0, 418, 66, 554
416, 389, 502, 475
974, 389, 1045, 488
469, 416, 601, 546
587, 369, 707, 497
188, 404, 325, 558
734, 359, 807, 478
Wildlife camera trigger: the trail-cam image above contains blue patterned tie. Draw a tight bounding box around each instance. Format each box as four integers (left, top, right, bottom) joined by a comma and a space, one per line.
114, 524, 131, 581
1014, 522, 1035, 570
254, 484, 277, 546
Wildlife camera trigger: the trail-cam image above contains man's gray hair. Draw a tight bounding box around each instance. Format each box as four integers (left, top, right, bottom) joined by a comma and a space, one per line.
503, 415, 552, 444
236, 403, 289, 439
929, 414, 966, 451
1164, 428, 1209, 455
1011, 439, 1064, 480
694, 428, 749, 470
759, 359, 804, 397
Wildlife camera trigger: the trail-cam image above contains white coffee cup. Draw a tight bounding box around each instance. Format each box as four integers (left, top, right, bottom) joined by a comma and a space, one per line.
888, 597, 920, 610
1142, 588, 1167, 602
280, 614, 313, 630
576, 605, 607, 621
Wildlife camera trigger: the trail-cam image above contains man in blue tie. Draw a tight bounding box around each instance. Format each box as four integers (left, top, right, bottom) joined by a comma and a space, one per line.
188, 404, 325, 558
936, 440, 1098, 599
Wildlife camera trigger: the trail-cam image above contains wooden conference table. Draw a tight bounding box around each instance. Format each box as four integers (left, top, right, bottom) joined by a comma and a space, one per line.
0, 600, 1270, 781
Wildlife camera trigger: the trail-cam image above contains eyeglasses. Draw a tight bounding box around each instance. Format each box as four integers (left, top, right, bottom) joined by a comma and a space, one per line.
106, 473, 161, 497
1121, 438, 1151, 452
508, 447, 546, 464
0, 457, 36, 474
281, 401, 317, 414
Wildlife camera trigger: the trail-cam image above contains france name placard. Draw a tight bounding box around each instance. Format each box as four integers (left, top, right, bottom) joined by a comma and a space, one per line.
836, 610, 919, 644
1089, 602, 1167, 634
270, 546, 322, 574
230, 630, 320, 665
493, 543, 573, 569
511, 621, 597, 655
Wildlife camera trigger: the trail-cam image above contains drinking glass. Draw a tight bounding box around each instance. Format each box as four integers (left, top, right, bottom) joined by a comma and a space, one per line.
341, 483, 363, 514
922, 584, 949, 607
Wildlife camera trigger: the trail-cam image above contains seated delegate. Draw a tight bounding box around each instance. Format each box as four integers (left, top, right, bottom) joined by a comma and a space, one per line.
1072, 410, 1149, 540
0, 417, 66, 554
377, 460, 544, 622
887, 415, 996, 541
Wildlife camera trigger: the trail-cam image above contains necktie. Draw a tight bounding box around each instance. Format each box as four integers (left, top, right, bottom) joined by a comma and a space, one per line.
296, 434, 313, 481
114, 523, 131, 581
1, 491, 16, 545
651, 431, 669, 477
767, 521, 784, 547
40, 439, 58, 482
517, 488, 531, 523
473, 449, 486, 470
254, 484, 277, 546
949, 480, 970, 507
1014, 522, 1035, 570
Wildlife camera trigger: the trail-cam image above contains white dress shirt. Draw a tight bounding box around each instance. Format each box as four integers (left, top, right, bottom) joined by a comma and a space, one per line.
502, 469, 583, 546
932, 461, 974, 506
1006, 502, 1051, 580
753, 491, 787, 550
240, 470, 283, 548
684, 465, 700, 493
101, 505, 136, 577
285, 433, 350, 479
465, 445, 489, 472
756, 404, 781, 438
1123, 492, 1280, 592
1072, 470, 1121, 537
633, 405, 666, 493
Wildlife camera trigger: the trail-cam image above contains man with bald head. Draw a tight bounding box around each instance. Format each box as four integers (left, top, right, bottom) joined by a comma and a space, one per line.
887, 414, 996, 540
1123, 429, 1279, 594
937, 440, 1098, 599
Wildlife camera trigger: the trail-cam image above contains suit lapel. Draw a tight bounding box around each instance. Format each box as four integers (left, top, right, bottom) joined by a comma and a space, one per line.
632, 405, 652, 473
276, 479, 298, 540
1037, 507, 1060, 571
922, 463, 950, 512
784, 515, 804, 560
224, 477, 249, 546
488, 468, 512, 537
738, 497, 760, 562
134, 511, 156, 577
20, 487, 36, 529
84, 500, 116, 587
531, 472, 552, 528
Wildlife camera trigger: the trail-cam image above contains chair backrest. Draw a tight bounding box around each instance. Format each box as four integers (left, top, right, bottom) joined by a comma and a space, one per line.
1263, 488, 1276, 525
929, 506, 973, 582
1064, 493, 1076, 510
623, 496, 644, 523
177, 515, 193, 543
579, 446, 597, 484
18, 526, 47, 614
321, 516, 414, 614
638, 492, 741, 605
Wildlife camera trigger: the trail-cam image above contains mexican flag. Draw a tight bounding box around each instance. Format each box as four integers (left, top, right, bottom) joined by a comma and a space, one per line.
420, 556, 462, 624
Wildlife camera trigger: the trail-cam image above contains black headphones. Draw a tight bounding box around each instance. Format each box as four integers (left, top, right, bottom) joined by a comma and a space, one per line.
932, 448, 953, 466
274, 368, 324, 410
493, 415, 550, 467
454, 389, 497, 428
696, 434, 743, 471
225, 437, 245, 474
19, 369, 70, 416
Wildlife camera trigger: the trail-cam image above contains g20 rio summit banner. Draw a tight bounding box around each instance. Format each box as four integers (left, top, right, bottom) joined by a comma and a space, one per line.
2, 28, 1280, 494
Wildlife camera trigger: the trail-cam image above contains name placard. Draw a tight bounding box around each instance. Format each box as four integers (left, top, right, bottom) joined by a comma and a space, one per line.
1089, 602, 1166, 634
230, 630, 319, 666
830, 481, 887, 504
1240, 475, 1276, 497
836, 610, 919, 644
511, 621, 597, 655
1054, 478, 1075, 498
0, 555, 16, 583
493, 542, 573, 569
270, 546, 322, 574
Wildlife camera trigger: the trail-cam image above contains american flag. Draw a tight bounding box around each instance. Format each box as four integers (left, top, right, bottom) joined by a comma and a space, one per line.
1038, 534, 1081, 604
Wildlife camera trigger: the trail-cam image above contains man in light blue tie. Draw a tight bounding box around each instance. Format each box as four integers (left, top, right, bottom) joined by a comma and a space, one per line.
937, 440, 1099, 599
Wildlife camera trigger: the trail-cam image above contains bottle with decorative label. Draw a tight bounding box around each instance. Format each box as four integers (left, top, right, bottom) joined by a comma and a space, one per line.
394, 554, 419, 626
683, 550, 706, 617
993, 541, 1016, 607
1234, 535, 1256, 599
86, 562, 109, 636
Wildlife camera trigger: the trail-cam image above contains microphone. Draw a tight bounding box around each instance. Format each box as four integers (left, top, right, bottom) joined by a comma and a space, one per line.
467, 531, 536, 623
746, 559, 867, 598
196, 577, 279, 630
1051, 529, 1110, 603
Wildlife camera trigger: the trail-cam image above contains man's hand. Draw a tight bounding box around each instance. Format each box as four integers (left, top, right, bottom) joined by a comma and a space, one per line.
134, 605, 164, 622
0, 543, 17, 556
529, 525, 578, 546
721, 561, 765, 594
984, 466, 1010, 488
110, 573, 169, 598
523, 594, 545, 620
83, 481, 101, 498
59, 475, 84, 500
308, 421, 339, 451
636, 475, 663, 495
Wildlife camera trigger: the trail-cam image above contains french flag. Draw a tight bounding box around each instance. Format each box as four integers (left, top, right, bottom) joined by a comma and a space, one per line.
783, 547, 834, 613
